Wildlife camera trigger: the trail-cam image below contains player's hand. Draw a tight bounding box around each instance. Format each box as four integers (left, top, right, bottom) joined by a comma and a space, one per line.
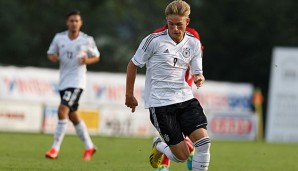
194, 74, 205, 88
79, 56, 88, 64
48, 55, 59, 63
125, 95, 138, 113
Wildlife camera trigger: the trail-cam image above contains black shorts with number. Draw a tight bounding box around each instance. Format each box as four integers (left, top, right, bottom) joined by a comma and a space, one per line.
149, 98, 207, 146
59, 88, 83, 112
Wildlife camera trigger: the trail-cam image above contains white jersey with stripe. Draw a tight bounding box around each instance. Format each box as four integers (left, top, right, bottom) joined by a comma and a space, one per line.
47, 31, 100, 90
132, 29, 203, 108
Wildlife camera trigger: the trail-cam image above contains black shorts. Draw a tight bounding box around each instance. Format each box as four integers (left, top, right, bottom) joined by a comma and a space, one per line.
149, 98, 207, 146
59, 88, 83, 112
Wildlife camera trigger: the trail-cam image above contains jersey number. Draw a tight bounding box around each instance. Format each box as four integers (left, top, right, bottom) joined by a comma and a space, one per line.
173, 58, 178, 66
67, 51, 73, 59
63, 91, 72, 101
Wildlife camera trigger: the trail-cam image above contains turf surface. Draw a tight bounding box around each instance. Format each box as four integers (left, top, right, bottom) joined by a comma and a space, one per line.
0, 132, 297, 171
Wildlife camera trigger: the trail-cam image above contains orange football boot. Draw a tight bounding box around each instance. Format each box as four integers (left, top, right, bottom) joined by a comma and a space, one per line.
82, 147, 97, 161
45, 148, 59, 159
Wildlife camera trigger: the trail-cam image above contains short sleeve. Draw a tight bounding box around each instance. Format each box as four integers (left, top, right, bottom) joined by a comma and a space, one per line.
190, 41, 203, 75
47, 34, 59, 55
87, 37, 100, 57
131, 35, 155, 68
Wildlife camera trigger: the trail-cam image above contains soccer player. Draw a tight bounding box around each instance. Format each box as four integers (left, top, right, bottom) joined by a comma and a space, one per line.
153, 25, 203, 171
125, 0, 211, 170
45, 10, 100, 161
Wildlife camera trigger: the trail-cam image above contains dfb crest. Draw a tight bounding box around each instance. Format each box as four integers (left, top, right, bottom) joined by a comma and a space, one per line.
182, 47, 191, 58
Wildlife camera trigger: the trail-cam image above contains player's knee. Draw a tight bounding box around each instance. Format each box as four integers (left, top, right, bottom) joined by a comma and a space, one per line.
172, 151, 189, 162
177, 154, 189, 162
171, 154, 187, 162
69, 117, 80, 125
68, 114, 80, 125
58, 105, 69, 119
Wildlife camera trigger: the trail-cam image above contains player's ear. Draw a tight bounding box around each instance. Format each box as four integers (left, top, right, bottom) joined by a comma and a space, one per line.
66, 17, 70, 27
186, 18, 190, 26
79, 15, 83, 24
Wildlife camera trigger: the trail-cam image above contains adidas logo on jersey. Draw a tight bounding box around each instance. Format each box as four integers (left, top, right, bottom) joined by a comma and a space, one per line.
163, 49, 169, 53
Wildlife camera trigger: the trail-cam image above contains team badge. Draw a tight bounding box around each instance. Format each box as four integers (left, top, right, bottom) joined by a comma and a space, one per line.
182, 47, 191, 58
76, 45, 81, 51
163, 134, 170, 142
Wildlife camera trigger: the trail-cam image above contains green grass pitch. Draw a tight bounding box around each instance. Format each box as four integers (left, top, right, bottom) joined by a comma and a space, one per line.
0, 132, 297, 171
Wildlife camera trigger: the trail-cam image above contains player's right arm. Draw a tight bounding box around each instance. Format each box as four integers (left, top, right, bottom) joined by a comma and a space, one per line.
47, 34, 60, 63
125, 35, 154, 112
125, 60, 138, 113
48, 54, 59, 63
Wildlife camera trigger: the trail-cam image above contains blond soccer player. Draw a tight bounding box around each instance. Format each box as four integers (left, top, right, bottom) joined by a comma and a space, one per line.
125, 1, 211, 170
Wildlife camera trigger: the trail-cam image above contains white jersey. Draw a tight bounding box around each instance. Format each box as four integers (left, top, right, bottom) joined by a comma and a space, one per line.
132, 29, 203, 108
47, 31, 100, 90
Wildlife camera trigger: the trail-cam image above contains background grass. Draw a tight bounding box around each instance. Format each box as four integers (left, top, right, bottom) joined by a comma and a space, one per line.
0, 132, 297, 171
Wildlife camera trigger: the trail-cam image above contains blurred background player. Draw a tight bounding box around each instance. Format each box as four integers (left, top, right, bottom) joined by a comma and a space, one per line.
153, 25, 203, 171
125, 0, 210, 171
45, 10, 100, 161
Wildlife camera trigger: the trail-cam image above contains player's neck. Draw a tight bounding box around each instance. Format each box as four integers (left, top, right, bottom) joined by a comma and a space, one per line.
169, 32, 185, 44
68, 31, 80, 40
171, 37, 183, 44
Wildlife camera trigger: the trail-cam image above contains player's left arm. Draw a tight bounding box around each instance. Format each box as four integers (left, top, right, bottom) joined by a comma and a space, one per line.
190, 41, 205, 88
79, 56, 100, 65
193, 73, 205, 88
80, 37, 100, 65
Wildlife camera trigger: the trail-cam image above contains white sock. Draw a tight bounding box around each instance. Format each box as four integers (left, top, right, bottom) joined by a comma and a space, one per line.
156, 141, 184, 162
192, 137, 211, 171
52, 119, 68, 151
75, 120, 94, 150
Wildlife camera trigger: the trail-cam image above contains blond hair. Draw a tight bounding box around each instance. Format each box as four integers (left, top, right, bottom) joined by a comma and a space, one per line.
165, 0, 191, 18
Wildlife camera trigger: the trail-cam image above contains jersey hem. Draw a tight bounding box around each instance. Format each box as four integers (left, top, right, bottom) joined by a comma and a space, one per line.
144, 96, 194, 109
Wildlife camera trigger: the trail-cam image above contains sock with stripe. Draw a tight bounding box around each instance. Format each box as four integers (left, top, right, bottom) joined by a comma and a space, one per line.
192, 137, 211, 171
156, 141, 184, 163
52, 119, 68, 151
75, 120, 94, 150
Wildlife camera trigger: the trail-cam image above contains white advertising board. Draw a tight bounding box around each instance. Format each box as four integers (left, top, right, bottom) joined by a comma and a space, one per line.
0, 101, 43, 132
207, 111, 257, 140
0, 66, 146, 106
42, 104, 100, 135
0, 66, 59, 103
99, 105, 157, 137
266, 47, 298, 142
0, 66, 256, 139
0, 66, 253, 112
83, 72, 146, 106
42, 104, 158, 137
192, 81, 254, 112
